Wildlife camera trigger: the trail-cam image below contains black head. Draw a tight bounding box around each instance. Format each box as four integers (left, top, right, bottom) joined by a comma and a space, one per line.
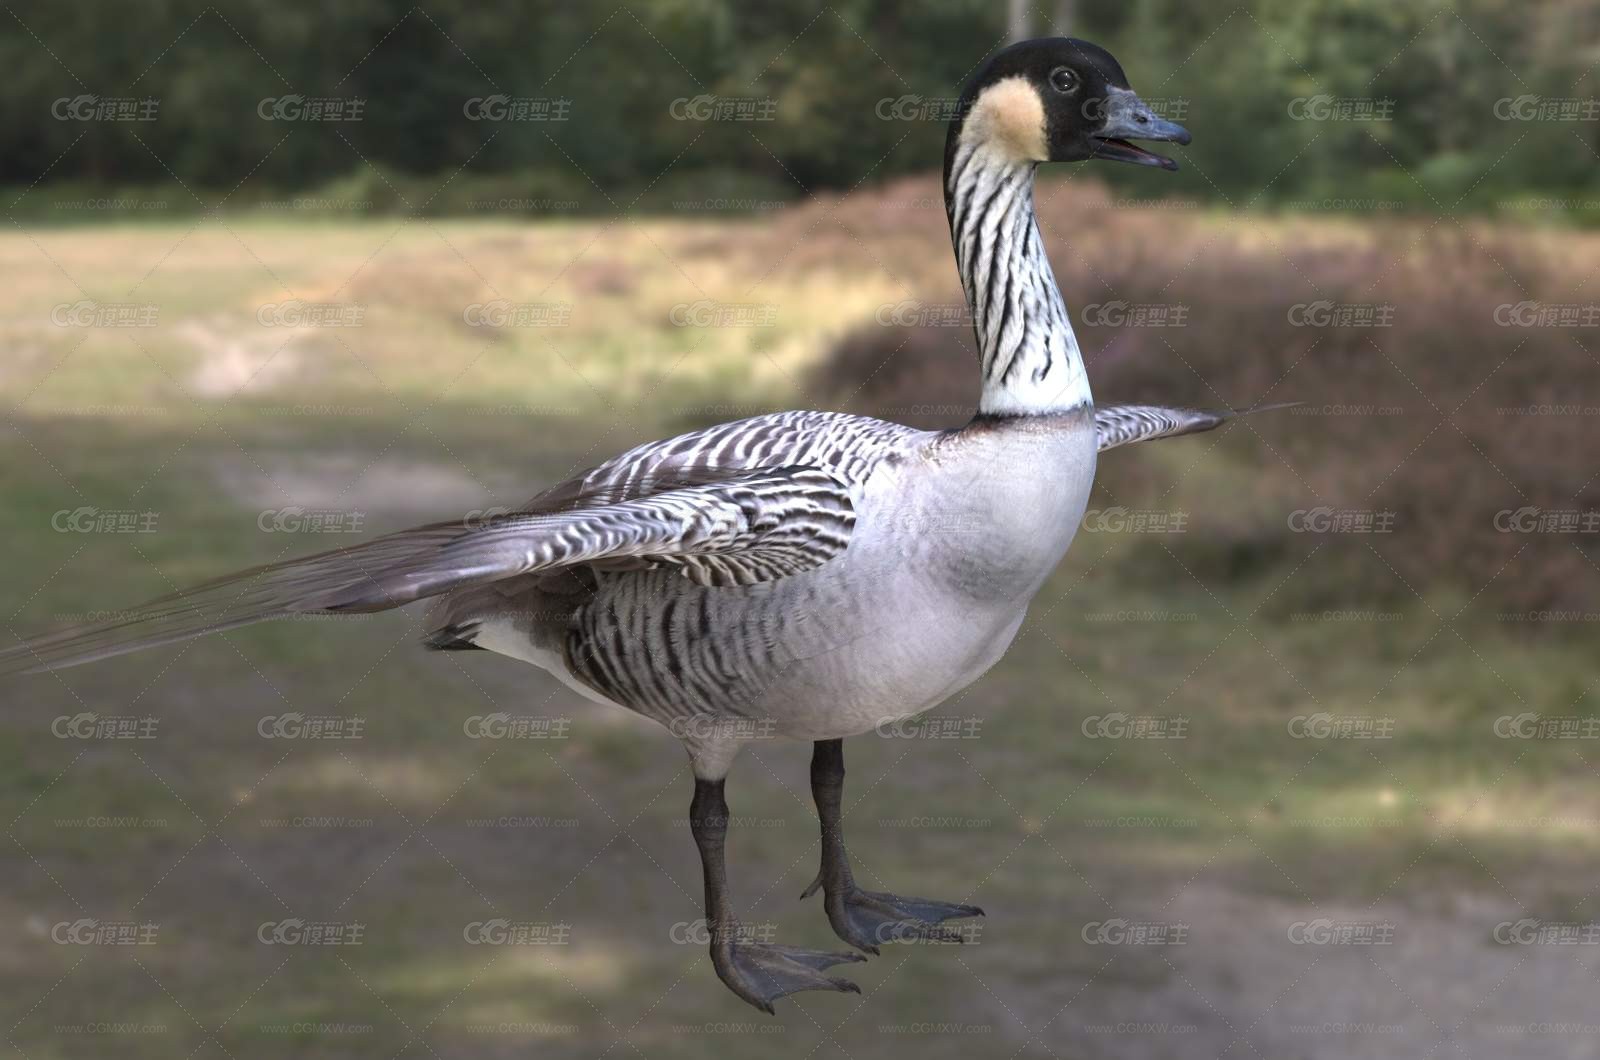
948, 38, 1190, 171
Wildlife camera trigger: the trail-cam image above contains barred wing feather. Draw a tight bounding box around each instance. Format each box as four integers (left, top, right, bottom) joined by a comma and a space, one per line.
1094, 401, 1299, 453
0, 466, 854, 676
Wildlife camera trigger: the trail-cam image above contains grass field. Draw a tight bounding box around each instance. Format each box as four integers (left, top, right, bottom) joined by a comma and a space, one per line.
3, 186, 1599, 1059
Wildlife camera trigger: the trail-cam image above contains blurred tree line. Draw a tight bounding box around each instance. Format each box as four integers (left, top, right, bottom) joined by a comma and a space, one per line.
4, 0, 1597, 215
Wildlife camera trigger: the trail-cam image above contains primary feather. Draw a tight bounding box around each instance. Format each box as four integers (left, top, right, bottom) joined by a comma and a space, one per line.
0, 452, 859, 676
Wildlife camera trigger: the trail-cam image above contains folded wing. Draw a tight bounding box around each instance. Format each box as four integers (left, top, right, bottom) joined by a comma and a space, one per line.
0, 466, 854, 676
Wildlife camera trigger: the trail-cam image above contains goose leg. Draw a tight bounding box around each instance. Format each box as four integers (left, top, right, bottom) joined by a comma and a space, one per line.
801, 739, 984, 953
689, 776, 863, 1013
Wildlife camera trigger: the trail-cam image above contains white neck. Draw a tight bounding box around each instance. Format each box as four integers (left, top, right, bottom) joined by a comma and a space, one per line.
944, 141, 1091, 416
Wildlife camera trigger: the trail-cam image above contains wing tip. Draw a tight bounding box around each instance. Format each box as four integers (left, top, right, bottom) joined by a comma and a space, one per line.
1225, 399, 1304, 418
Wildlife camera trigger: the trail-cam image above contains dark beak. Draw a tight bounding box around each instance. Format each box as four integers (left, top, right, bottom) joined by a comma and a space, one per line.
1090, 87, 1191, 171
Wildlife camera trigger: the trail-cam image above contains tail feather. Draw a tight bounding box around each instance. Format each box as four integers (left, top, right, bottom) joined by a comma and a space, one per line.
0, 521, 475, 676
421, 622, 485, 651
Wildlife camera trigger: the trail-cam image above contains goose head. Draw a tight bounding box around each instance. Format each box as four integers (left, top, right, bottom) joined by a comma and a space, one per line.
951, 37, 1191, 171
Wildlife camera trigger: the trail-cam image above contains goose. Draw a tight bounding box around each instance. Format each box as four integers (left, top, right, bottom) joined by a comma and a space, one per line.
3, 38, 1288, 1012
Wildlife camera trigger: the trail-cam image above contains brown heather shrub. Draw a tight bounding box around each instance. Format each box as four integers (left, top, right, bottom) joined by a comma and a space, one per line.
799, 177, 1600, 614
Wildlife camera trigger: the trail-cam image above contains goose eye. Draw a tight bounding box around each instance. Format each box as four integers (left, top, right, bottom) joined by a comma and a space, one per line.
1048, 67, 1078, 93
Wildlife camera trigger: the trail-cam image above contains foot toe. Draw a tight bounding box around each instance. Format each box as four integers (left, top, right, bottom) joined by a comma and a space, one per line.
713, 941, 864, 1012
828, 888, 985, 952
861, 890, 984, 925
763, 943, 867, 971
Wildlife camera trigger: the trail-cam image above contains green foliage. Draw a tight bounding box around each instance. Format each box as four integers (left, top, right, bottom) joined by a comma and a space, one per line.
2, 0, 1595, 214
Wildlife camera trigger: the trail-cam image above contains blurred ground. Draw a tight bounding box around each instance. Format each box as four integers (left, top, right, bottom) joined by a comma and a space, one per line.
3, 182, 1600, 1058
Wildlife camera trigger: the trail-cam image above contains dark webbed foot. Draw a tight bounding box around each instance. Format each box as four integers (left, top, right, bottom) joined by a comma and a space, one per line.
804, 739, 985, 954
801, 876, 984, 953
711, 936, 865, 1013
690, 773, 864, 1013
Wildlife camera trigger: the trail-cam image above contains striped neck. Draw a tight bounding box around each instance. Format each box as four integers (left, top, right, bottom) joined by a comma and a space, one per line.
944, 142, 1091, 416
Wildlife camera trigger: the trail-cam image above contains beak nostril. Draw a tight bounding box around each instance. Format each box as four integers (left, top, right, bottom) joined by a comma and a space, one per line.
1090, 87, 1188, 164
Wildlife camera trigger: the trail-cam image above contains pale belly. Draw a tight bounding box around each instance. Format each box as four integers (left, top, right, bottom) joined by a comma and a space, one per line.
749, 598, 1033, 741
